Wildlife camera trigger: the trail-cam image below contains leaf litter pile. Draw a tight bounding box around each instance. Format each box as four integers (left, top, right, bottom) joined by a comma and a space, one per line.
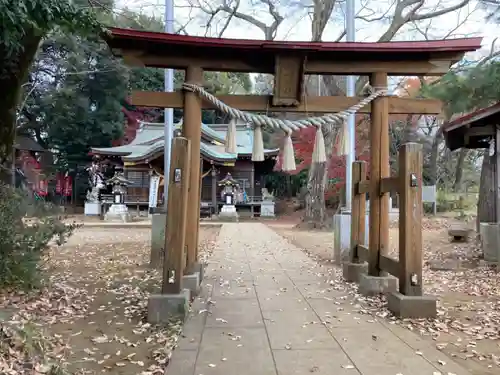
273, 217, 500, 375
0, 226, 219, 374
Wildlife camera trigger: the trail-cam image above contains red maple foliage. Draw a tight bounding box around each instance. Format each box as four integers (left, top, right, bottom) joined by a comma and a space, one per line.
396, 76, 436, 97
274, 114, 371, 196
275, 76, 428, 197
112, 100, 161, 147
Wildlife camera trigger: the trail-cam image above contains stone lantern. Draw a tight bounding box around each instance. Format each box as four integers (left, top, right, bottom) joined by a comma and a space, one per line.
217, 172, 239, 222
112, 178, 127, 204
104, 172, 132, 222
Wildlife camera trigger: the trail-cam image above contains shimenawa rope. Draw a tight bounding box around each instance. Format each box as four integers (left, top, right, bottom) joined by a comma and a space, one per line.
182, 83, 388, 133
181, 83, 388, 170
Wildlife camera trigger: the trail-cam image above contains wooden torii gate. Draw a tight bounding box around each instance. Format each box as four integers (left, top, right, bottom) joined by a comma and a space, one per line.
103, 29, 482, 317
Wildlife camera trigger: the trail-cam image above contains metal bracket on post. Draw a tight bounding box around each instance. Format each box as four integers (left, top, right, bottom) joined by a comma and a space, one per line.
168, 270, 175, 284
410, 273, 418, 286
410, 173, 418, 187
174, 168, 181, 183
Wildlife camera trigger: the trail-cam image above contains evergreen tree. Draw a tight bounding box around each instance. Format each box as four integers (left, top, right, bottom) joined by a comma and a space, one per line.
13, 0, 255, 175
0, 0, 100, 167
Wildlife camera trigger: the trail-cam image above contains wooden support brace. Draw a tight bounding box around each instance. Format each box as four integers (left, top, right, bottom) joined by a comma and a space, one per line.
162, 137, 191, 294
357, 180, 370, 195
357, 245, 369, 263
194, 157, 203, 261
350, 161, 367, 263
380, 177, 399, 193
130, 91, 443, 115
398, 142, 423, 296
183, 65, 204, 271
496, 127, 500, 225
250, 164, 255, 218
211, 167, 218, 215
357, 177, 398, 195
368, 72, 390, 276
379, 255, 400, 277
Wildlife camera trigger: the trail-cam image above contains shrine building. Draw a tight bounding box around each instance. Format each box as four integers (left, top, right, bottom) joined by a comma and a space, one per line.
90, 120, 279, 217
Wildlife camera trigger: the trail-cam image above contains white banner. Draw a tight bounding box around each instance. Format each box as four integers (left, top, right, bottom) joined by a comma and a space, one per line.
149, 175, 160, 208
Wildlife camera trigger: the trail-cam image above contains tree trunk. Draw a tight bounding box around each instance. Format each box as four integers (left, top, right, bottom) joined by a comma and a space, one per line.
453, 148, 467, 192
0, 30, 42, 166
303, 126, 337, 227
304, 161, 327, 227
403, 114, 418, 142
286, 174, 292, 198
477, 151, 496, 232
301, 1, 337, 227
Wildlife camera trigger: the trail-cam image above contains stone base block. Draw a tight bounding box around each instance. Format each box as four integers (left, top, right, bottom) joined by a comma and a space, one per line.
333, 212, 369, 266
480, 222, 499, 262
150, 213, 166, 268
387, 292, 437, 318
104, 212, 132, 222
104, 204, 132, 223
261, 202, 275, 217
187, 262, 205, 283
428, 259, 463, 271
342, 262, 368, 283
218, 213, 239, 222
182, 272, 201, 296
359, 274, 398, 296
147, 289, 190, 323
84, 202, 101, 216
479, 259, 497, 267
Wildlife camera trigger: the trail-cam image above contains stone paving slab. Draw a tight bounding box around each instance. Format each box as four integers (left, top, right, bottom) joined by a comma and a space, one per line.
167, 223, 472, 375
273, 349, 358, 375
205, 299, 263, 328
258, 294, 308, 312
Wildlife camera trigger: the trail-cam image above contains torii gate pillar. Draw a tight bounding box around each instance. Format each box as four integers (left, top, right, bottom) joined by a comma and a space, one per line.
183, 65, 204, 273
368, 72, 390, 276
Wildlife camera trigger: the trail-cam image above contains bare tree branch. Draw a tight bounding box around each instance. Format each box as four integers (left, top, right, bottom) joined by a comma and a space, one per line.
356, 5, 395, 23
353, 0, 474, 93
192, 0, 284, 40
409, 0, 471, 21
209, 0, 240, 37
477, 37, 500, 66
335, 29, 346, 42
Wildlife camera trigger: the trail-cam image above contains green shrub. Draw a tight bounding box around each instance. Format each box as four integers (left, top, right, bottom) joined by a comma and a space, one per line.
0, 184, 77, 289
435, 190, 478, 213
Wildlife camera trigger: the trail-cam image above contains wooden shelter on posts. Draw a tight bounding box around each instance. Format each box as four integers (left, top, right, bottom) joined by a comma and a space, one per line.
443, 102, 500, 254
102, 28, 482, 317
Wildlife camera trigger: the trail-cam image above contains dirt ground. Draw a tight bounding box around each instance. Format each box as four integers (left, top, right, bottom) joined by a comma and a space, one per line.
0, 225, 220, 374
270, 216, 500, 375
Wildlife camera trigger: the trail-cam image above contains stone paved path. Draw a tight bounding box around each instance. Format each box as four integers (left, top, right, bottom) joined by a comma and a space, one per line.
167, 223, 471, 375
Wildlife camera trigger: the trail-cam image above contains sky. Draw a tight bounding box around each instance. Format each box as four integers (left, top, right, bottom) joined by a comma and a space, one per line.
114, 0, 500, 58
109, 1, 497, 143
